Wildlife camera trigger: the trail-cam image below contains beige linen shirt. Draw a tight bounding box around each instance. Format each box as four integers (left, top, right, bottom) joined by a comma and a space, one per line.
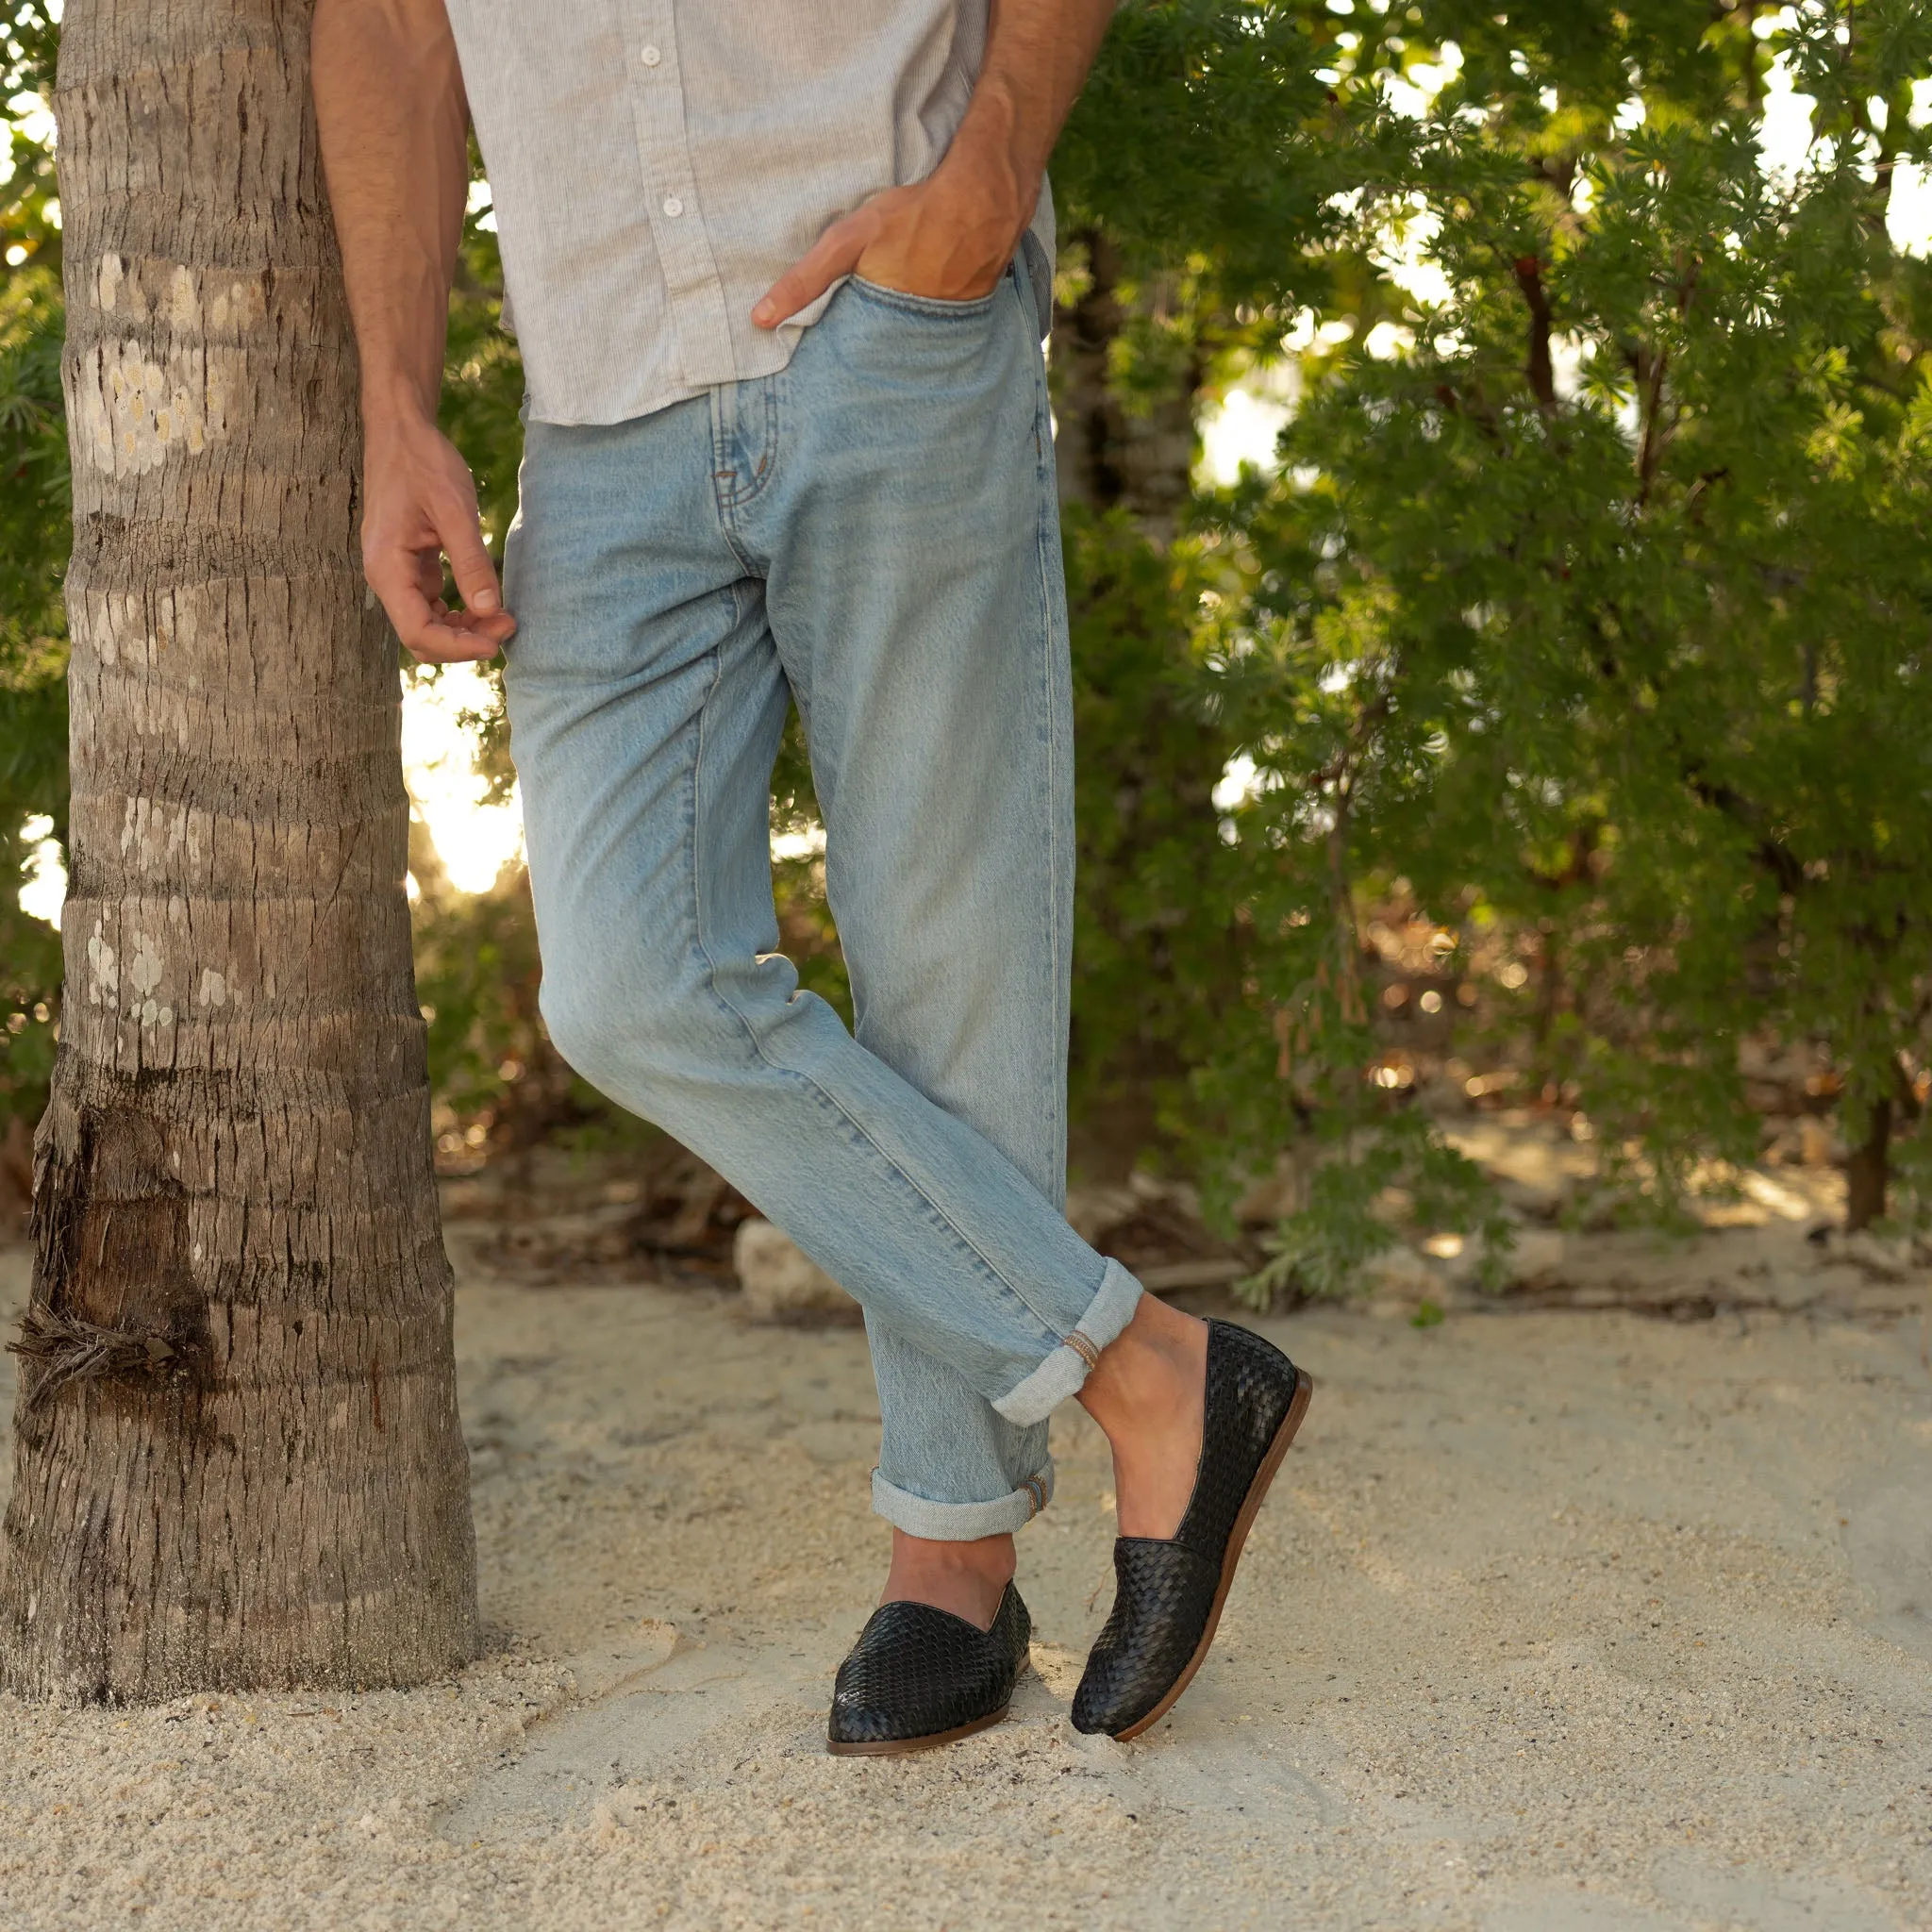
445, 0, 1056, 425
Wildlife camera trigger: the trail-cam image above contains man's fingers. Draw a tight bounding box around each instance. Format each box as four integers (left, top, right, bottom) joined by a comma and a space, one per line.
406, 621, 508, 664
365, 548, 441, 648
437, 496, 508, 619
366, 543, 510, 663
753, 212, 872, 327
359, 425, 515, 661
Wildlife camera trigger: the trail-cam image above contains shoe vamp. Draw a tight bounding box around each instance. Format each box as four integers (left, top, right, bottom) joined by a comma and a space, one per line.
1179, 1327, 1297, 1557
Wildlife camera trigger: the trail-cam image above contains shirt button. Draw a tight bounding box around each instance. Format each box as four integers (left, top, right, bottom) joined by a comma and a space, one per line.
640, 43, 661, 66
662, 195, 684, 218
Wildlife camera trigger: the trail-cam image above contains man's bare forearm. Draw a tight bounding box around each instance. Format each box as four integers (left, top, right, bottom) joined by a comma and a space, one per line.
312, 0, 471, 430
944, 0, 1118, 227
311, 0, 511, 658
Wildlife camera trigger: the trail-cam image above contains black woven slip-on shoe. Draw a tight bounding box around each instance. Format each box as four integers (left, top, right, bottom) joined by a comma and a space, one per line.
827, 1582, 1032, 1757
1073, 1321, 1311, 1741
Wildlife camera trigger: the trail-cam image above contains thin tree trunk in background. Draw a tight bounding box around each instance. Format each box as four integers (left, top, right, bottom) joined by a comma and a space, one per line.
0, 0, 475, 1699
1051, 227, 1203, 541
1050, 228, 1227, 1179
1843, 1097, 1890, 1233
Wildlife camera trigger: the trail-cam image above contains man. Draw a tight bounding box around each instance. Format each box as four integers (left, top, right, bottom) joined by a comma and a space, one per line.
312, 0, 1312, 1753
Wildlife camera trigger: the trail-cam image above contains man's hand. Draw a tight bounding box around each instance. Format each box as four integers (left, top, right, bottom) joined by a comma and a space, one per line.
752, 0, 1117, 331
313, 0, 502, 658
752, 142, 1026, 327
361, 412, 516, 663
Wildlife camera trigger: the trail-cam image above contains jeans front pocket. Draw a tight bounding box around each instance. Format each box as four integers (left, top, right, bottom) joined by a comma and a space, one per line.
815, 258, 1029, 412
845, 267, 1008, 322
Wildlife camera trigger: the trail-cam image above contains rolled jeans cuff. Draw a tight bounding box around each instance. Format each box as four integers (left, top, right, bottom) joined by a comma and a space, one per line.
871, 1459, 1056, 1541
991, 1257, 1144, 1428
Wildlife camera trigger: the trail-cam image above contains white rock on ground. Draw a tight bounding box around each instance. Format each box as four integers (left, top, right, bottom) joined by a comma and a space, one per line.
1357, 1243, 1443, 1305
732, 1216, 858, 1321
1357, 1226, 1567, 1307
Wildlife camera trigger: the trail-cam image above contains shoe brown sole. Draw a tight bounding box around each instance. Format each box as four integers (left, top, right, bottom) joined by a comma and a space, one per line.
1110, 1368, 1315, 1742
826, 1703, 1011, 1757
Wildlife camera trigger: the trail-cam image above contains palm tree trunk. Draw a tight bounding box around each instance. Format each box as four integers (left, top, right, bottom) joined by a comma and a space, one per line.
0, 0, 475, 1699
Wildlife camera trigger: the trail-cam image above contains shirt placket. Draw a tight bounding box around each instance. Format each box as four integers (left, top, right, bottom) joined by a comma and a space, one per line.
621, 0, 737, 389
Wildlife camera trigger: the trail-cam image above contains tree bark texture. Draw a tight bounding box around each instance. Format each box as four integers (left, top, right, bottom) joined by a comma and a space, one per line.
0, 0, 476, 1700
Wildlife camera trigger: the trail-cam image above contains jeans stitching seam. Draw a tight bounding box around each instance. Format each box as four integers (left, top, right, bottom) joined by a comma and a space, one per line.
750, 379, 780, 510
708, 387, 762, 573
687, 597, 732, 995
1031, 343, 1068, 1178
722, 378, 782, 521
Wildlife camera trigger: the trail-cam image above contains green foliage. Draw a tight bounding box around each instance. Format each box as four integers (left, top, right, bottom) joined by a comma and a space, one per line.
1189, 0, 1932, 1282
0, 273, 64, 1129
419, 170, 528, 810
0, 2, 66, 1130
1062, 508, 1242, 1162
409, 858, 589, 1158
6, 0, 1930, 1297
441, 168, 526, 556
1053, 4, 1516, 1279
1056, 0, 1345, 299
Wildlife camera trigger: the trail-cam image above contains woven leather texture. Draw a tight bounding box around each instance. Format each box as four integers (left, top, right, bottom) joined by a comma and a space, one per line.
1072, 1539, 1219, 1736
828, 1584, 1031, 1746
1175, 1321, 1301, 1562
1073, 1321, 1302, 1738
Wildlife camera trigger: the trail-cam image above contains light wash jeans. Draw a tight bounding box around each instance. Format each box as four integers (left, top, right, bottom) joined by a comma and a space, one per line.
501, 257, 1144, 1541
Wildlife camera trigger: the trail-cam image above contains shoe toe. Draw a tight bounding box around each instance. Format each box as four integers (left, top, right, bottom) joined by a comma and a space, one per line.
826, 1589, 1030, 1751
827, 1694, 906, 1747
1072, 1540, 1219, 1737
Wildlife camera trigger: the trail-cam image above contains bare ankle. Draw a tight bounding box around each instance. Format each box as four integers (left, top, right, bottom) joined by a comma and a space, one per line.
1076, 1295, 1207, 1435
913, 1534, 1013, 1572
882, 1530, 1015, 1628
1075, 1298, 1209, 1541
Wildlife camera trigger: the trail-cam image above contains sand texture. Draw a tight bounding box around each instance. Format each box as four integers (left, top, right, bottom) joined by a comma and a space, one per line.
0, 1219, 1928, 1931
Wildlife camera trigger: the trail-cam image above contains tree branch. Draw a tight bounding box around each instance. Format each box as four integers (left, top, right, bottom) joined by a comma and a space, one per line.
1512, 253, 1557, 413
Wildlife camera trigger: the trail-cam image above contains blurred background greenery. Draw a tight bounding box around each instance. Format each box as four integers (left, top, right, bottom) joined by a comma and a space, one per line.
6, 0, 1932, 1296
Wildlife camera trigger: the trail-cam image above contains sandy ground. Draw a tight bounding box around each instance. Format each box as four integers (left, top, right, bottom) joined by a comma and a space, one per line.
0, 1217, 1928, 1932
